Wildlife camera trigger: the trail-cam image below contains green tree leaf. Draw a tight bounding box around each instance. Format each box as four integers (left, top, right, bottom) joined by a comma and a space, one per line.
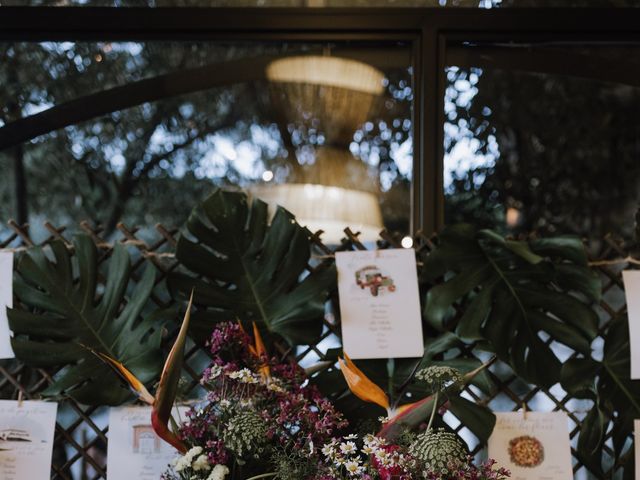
167, 189, 335, 346
8, 235, 163, 406
422, 225, 599, 387
448, 396, 496, 443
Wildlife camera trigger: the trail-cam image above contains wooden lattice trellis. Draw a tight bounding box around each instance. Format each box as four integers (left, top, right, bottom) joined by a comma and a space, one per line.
0, 219, 635, 480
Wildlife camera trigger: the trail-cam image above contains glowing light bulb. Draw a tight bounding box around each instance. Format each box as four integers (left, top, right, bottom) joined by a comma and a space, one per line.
401, 236, 414, 249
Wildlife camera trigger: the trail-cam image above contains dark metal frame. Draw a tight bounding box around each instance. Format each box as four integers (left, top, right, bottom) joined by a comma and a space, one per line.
1, 6, 640, 234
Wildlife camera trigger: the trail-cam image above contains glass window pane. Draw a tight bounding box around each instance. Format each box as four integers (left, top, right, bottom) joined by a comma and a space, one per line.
444, 41, 640, 238
0, 40, 413, 243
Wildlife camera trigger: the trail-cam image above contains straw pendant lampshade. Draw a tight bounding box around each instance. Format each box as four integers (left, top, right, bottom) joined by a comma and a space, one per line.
258, 55, 387, 243
252, 147, 384, 244
266, 55, 385, 146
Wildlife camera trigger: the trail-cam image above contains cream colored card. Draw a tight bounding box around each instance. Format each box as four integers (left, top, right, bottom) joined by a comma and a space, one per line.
623, 271, 640, 379
635, 420, 640, 480
0, 252, 14, 359
488, 412, 573, 480
0, 400, 58, 480
335, 248, 424, 359
107, 405, 189, 480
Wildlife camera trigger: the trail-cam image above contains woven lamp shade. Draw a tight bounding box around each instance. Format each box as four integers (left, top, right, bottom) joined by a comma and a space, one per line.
266, 55, 385, 146
252, 147, 384, 244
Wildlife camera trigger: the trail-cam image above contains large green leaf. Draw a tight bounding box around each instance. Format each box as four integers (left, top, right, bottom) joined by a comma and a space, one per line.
561, 316, 640, 477
7, 235, 164, 406
422, 225, 600, 387
167, 189, 335, 345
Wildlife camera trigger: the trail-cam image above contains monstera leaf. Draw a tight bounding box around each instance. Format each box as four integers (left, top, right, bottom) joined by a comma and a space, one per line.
422, 225, 600, 387
8, 235, 164, 406
168, 190, 335, 345
561, 316, 640, 477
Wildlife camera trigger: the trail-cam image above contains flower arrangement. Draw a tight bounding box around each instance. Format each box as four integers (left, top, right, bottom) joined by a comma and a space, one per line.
99, 297, 509, 480
161, 322, 348, 480
154, 322, 509, 480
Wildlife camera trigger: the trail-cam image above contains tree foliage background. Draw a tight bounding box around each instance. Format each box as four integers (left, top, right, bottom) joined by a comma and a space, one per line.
0, 38, 414, 239
1, 0, 639, 243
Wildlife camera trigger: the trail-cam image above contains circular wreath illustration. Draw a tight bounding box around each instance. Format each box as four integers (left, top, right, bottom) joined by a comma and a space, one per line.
508, 435, 544, 468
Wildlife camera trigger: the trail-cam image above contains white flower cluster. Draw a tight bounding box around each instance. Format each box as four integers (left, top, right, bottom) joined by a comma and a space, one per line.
321, 434, 412, 477
227, 368, 259, 384
172, 446, 229, 480
174, 446, 204, 472
208, 365, 223, 380
206, 464, 230, 480
266, 378, 285, 393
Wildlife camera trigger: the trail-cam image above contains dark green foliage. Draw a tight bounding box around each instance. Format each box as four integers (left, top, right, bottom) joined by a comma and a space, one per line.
8, 235, 165, 405
422, 225, 600, 387
168, 189, 335, 346
561, 316, 640, 477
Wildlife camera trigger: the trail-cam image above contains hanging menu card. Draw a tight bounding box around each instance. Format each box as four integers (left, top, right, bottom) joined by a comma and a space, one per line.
107, 405, 188, 480
635, 420, 640, 480
488, 412, 573, 480
0, 252, 14, 359
622, 271, 640, 379
0, 400, 58, 480
335, 248, 424, 359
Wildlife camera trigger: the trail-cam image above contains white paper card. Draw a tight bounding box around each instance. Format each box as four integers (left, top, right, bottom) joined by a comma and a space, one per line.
488, 412, 573, 480
635, 420, 640, 480
336, 248, 424, 359
107, 405, 188, 480
0, 252, 14, 359
0, 400, 58, 480
623, 271, 640, 379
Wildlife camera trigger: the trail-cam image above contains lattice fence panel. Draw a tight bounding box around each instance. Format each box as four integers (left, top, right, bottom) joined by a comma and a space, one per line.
0, 220, 635, 480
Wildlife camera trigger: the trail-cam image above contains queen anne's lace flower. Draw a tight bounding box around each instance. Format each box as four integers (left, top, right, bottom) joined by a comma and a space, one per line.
415, 365, 463, 392
409, 428, 467, 473
222, 410, 267, 461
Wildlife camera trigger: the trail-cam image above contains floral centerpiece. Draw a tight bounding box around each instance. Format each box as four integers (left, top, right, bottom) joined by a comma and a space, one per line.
101, 297, 509, 480
162, 322, 348, 480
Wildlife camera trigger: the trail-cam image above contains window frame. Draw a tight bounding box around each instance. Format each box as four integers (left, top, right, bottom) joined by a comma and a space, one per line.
1, 6, 639, 234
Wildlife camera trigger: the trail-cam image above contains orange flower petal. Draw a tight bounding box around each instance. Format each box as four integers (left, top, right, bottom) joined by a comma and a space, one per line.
338, 353, 389, 411
252, 322, 271, 379
94, 351, 155, 406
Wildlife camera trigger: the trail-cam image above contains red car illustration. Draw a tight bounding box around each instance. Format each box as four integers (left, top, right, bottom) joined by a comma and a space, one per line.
355, 265, 396, 297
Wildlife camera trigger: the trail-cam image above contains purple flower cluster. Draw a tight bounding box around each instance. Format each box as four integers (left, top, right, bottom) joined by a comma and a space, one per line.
424, 458, 510, 480
176, 322, 348, 471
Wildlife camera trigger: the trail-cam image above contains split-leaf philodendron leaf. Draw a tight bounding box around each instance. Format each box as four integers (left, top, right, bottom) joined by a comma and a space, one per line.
422, 225, 600, 387
8, 235, 164, 406
167, 189, 335, 346
561, 316, 640, 477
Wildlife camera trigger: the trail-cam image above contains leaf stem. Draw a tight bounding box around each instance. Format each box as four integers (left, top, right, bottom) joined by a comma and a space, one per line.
603, 362, 640, 414
426, 391, 439, 431
589, 256, 640, 267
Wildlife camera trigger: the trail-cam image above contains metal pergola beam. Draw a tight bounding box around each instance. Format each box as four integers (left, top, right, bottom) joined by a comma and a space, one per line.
1, 6, 639, 235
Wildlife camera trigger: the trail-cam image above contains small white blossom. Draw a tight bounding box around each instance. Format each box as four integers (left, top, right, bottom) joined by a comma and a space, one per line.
339, 441, 357, 455
192, 454, 210, 471
173, 446, 203, 472
206, 464, 230, 480
227, 368, 258, 384
344, 460, 364, 476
